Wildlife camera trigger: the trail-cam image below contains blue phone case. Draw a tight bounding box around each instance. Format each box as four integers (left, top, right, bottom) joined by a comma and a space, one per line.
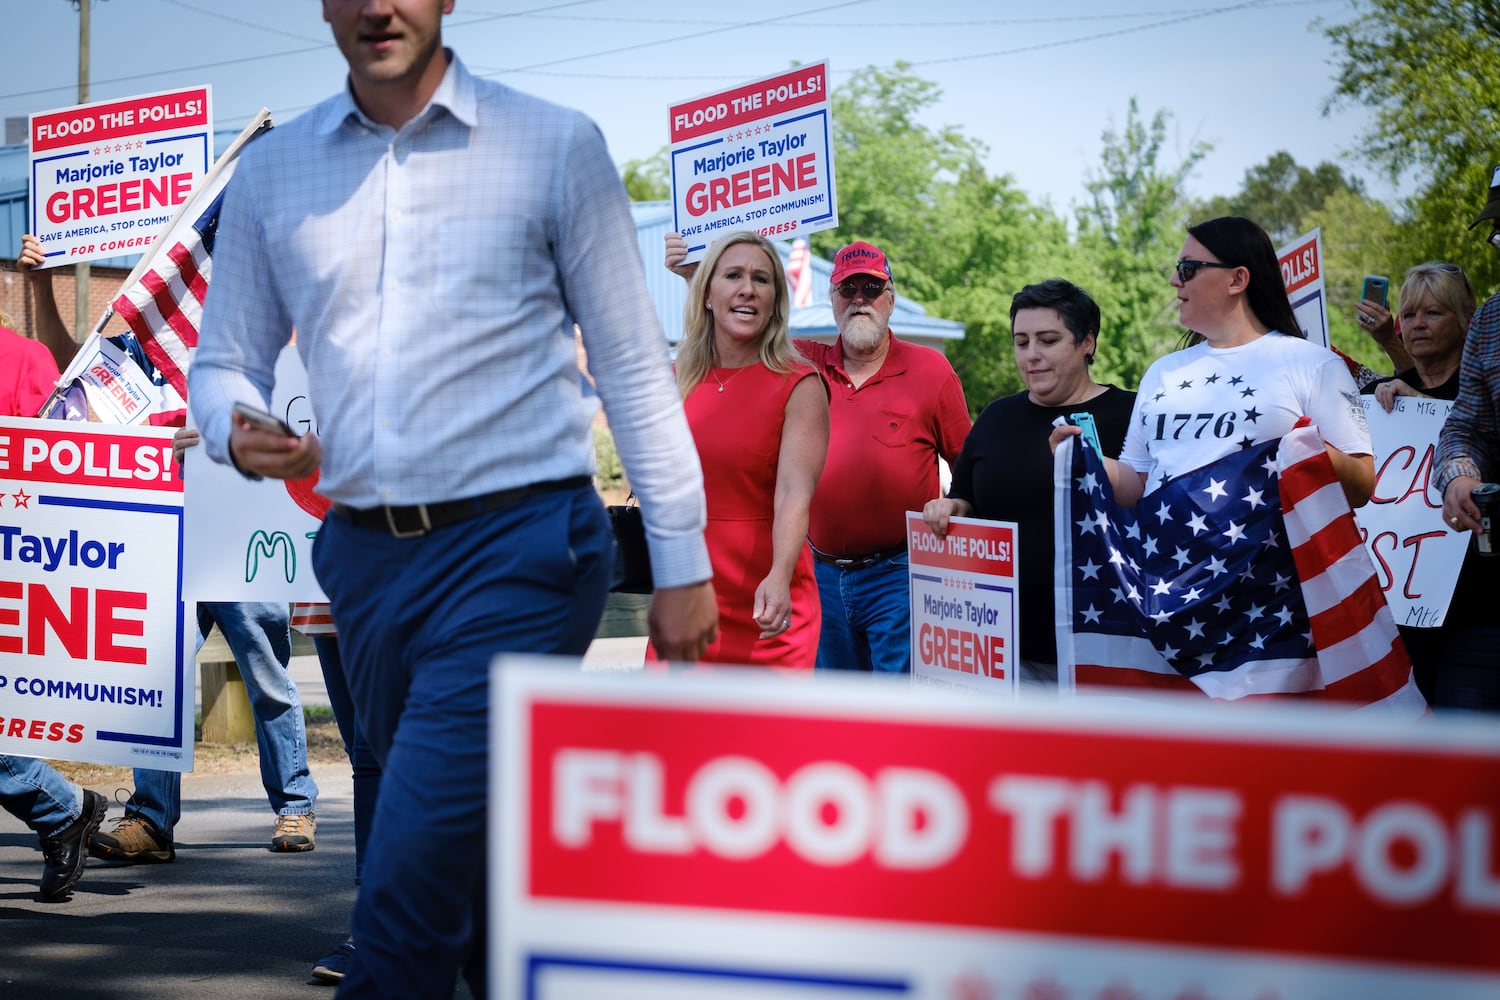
1070, 412, 1102, 453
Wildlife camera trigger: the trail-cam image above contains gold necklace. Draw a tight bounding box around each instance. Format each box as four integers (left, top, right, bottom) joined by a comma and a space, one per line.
711, 364, 751, 393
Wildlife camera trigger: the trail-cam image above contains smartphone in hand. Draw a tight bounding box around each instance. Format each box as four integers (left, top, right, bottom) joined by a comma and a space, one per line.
1070, 411, 1102, 453
1361, 275, 1389, 309
232, 401, 296, 436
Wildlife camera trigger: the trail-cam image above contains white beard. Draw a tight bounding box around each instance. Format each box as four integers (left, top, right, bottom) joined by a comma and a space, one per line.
840, 313, 887, 353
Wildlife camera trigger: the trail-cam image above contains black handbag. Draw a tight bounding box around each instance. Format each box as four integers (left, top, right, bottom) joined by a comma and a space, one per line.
607, 498, 653, 594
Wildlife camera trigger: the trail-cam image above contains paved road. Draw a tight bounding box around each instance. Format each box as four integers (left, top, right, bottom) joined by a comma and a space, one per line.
1, 637, 648, 997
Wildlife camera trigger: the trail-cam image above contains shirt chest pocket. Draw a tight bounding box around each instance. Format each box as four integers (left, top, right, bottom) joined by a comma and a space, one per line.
873, 405, 916, 448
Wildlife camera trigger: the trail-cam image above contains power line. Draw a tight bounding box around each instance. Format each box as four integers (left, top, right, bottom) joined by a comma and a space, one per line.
492, 0, 874, 75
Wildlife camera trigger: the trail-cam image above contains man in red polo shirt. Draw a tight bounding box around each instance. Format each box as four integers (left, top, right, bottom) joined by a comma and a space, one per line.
667, 236, 971, 672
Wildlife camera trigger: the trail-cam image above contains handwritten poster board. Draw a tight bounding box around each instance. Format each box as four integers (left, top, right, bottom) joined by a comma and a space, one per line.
1356, 396, 1465, 627
183, 345, 328, 602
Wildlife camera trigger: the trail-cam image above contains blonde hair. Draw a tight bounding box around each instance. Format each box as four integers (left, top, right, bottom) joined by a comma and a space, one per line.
676, 232, 801, 398
1398, 262, 1477, 335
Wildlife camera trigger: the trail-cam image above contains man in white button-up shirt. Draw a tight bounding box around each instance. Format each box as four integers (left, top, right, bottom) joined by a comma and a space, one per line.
189, 2, 716, 995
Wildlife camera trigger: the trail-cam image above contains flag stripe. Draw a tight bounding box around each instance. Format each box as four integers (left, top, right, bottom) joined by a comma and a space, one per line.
115, 240, 210, 398
1075, 664, 1200, 691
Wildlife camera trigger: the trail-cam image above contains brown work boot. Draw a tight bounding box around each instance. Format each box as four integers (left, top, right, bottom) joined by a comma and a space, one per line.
87, 813, 174, 864
271, 812, 316, 852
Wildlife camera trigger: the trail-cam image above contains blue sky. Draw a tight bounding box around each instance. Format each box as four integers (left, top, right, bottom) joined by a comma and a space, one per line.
6, 0, 1392, 212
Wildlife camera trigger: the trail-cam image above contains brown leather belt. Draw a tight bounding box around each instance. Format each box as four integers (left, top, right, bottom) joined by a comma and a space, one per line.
810, 544, 906, 571
331, 476, 591, 539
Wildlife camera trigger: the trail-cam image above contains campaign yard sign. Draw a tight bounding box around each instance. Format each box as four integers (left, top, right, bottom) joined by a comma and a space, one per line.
669, 62, 837, 263
0, 418, 191, 770
183, 345, 329, 602
1356, 395, 1465, 628
906, 511, 1018, 695
30, 86, 212, 267
493, 665, 1500, 999
1277, 228, 1329, 348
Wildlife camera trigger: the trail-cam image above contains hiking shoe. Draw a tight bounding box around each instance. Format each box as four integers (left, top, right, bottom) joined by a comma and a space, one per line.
311, 939, 355, 982
272, 812, 316, 853
39, 789, 107, 902
87, 812, 174, 864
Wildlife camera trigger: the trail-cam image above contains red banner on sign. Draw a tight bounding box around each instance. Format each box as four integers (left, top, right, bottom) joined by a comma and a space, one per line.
526, 698, 1500, 973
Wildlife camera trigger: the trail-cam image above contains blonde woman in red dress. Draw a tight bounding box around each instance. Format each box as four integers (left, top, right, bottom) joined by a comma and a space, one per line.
665, 231, 829, 668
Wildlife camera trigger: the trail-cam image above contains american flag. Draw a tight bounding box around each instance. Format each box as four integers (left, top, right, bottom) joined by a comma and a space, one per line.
111, 190, 224, 400
1055, 420, 1425, 714
110, 113, 271, 402
787, 237, 813, 308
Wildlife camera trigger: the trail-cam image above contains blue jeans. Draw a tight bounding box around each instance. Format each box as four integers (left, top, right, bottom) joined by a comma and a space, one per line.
314, 484, 611, 1000
128, 602, 317, 837
0, 754, 80, 839
814, 551, 911, 673
312, 635, 380, 884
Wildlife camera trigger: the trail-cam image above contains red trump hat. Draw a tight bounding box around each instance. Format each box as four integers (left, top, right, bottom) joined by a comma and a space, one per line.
830, 241, 893, 284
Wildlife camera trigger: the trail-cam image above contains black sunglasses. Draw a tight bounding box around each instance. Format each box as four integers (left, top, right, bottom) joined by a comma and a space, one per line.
835, 278, 889, 299
1174, 259, 1236, 283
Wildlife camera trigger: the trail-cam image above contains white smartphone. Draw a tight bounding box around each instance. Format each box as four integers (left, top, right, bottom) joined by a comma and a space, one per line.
232, 401, 295, 436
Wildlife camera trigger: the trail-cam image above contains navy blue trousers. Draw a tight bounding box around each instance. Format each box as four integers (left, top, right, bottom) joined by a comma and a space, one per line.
315, 484, 611, 999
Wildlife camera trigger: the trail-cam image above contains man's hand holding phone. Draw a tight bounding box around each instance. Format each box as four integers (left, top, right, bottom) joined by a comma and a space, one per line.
230, 401, 321, 480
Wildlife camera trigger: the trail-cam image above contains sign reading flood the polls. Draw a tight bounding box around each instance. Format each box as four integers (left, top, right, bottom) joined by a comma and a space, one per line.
907, 511, 1018, 695
493, 665, 1500, 998
30, 86, 212, 266
669, 62, 837, 263
0, 417, 190, 770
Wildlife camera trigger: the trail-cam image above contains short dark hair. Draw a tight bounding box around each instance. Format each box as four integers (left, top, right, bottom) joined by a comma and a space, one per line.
1186, 216, 1303, 339
1009, 279, 1101, 346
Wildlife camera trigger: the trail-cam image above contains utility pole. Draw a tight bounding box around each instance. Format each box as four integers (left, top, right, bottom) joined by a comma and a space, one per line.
74, 0, 90, 344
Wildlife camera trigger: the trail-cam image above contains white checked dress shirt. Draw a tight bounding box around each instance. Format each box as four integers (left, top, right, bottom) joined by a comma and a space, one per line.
190, 54, 710, 587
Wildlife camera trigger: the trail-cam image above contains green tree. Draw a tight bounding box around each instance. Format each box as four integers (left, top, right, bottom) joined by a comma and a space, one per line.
1324, 0, 1500, 295
1074, 99, 1209, 392
620, 146, 670, 201
1299, 188, 1405, 372
1195, 151, 1367, 246
817, 63, 1070, 411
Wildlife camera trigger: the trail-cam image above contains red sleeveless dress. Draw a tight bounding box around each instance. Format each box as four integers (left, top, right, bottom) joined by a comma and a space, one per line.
674, 361, 821, 669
